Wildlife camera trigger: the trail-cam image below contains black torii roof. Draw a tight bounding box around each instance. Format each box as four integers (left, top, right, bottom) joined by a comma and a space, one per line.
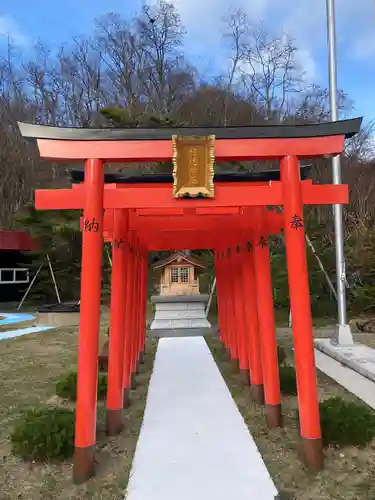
18, 117, 362, 142
67, 164, 312, 184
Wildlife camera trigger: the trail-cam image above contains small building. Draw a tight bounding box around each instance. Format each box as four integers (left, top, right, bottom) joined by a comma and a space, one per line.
153, 252, 207, 297
0, 231, 36, 303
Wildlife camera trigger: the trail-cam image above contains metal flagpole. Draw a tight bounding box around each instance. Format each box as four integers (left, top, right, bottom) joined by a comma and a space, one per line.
326, 0, 353, 345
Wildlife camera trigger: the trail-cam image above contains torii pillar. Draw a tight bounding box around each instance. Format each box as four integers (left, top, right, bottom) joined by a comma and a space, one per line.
73, 159, 104, 484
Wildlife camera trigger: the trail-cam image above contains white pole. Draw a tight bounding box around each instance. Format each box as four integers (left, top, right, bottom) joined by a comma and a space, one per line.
206, 277, 216, 317
305, 233, 337, 300
46, 253, 61, 303
326, 0, 353, 344
106, 245, 112, 267
16, 264, 43, 311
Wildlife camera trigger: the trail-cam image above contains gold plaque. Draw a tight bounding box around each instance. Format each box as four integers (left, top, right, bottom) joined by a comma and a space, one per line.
172, 135, 215, 198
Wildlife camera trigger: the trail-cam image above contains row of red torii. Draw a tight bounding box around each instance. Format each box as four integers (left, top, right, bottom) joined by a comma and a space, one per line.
18, 118, 361, 484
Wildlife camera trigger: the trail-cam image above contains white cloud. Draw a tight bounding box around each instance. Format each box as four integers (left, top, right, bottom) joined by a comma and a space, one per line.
0, 16, 28, 46
160, 0, 375, 81
163, 0, 317, 80
272, 0, 375, 62
296, 48, 316, 82
166, 0, 268, 22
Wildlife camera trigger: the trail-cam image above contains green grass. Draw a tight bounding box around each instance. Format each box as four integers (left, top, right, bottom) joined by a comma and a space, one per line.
0, 316, 157, 500
206, 335, 375, 500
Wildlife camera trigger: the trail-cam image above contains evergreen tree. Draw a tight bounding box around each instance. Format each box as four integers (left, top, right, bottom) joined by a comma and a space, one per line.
14, 205, 112, 305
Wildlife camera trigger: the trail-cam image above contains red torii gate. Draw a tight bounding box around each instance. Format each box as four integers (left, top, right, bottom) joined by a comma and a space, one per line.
18, 118, 361, 484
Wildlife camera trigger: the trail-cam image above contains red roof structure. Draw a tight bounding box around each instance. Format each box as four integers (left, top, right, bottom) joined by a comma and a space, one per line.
0, 231, 36, 251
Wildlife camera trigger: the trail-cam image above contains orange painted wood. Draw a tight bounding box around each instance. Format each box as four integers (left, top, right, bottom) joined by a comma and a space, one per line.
252, 234, 281, 407
36, 135, 345, 162
281, 155, 321, 441
132, 207, 241, 216
301, 183, 348, 204
132, 231, 246, 250
106, 210, 128, 412
139, 254, 148, 355
123, 238, 134, 391
130, 246, 140, 373
35, 181, 348, 210
98, 208, 282, 234
214, 253, 226, 344
241, 247, 263, 386
225, 252, 239, 360
128, 213, 283, 232
233, 250, 249, 371
74, 159, 104, 449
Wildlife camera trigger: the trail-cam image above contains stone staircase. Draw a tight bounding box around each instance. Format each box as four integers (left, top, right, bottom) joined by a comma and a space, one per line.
150, 295, 212, 331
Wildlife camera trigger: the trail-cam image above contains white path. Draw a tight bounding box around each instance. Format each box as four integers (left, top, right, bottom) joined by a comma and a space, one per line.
315, 348, 375, 410
0, 313, 35, 325
0, 312, 55, 340
125, 336, 277, 500
0, 325, 55, 341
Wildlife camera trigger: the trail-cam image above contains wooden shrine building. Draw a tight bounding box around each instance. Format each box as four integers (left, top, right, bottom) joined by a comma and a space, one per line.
153, 251, 207, 296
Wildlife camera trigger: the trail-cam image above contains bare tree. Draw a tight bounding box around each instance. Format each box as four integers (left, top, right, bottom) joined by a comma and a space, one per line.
23, 41, 63, 126
221, 11, 305, 120
292, 84, 352, 123
58, 37, 104, 126
0, 41, 42, 227
221, 9, 248, 125
344, 119, 375, 162
95, 4, 193, 118
95, 13, 145, 114
136, 0, 187, 112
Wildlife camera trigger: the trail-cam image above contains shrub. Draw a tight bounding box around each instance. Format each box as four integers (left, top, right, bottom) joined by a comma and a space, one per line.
56, 371, 108, 401
319, 397, 375, 447
277, 345, 287, 366
97, 373, 108, 399
279, 365, 298, 396
11, 407, 75, 461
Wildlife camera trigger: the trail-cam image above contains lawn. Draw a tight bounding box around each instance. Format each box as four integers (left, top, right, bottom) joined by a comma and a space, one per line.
207, 332, 375, 500
0, 310, 157, 500
2, 304, 375, 500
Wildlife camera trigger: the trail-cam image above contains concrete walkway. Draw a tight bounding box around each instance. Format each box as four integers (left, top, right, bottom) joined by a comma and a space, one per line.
315, 348, 375, 410
315, 338, 375, 384
125, 337, 277, 500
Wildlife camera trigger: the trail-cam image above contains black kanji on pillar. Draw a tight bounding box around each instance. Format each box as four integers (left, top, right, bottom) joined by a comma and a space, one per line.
259, 236, 268, 248
84, 217, 99, 232
290, 214, 304, 230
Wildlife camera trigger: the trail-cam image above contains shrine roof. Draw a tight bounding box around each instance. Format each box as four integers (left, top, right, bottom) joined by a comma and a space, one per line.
18, 117, 362, 142
67, 164, 312, 184
0, 231, 37, 251
152, 252, 207, 270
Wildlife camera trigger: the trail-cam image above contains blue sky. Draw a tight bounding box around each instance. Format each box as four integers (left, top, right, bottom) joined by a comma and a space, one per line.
1, 0, 375, 123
